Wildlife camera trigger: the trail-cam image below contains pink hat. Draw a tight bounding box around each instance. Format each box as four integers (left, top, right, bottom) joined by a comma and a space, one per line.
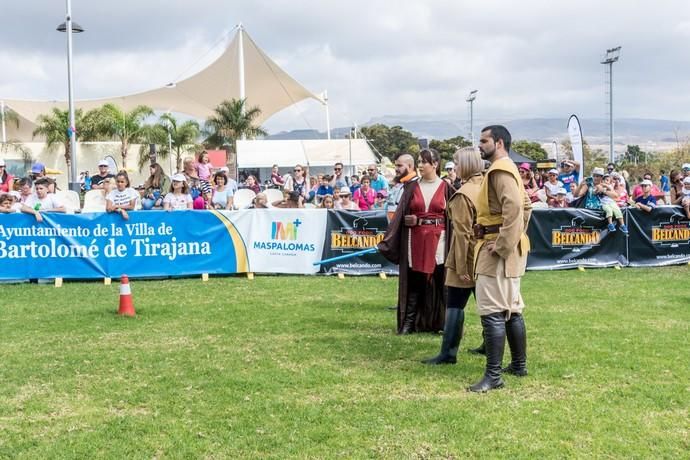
518, 162, 531, 171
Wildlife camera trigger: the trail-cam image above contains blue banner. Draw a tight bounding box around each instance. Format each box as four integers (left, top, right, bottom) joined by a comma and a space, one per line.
0, 211, 248, 280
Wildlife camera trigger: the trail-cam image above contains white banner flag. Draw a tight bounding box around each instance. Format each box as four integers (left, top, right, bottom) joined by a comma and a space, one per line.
567, 115, 584, 180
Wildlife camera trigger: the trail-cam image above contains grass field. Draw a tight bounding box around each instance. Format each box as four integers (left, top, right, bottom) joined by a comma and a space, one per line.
1, 267, 688, 459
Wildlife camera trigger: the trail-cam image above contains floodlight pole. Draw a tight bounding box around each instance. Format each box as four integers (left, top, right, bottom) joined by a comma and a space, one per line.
1, 100, 6, 143
601, 46, 621, 164
237, 23, 246, 141
324, 90, 331, 140
466, 90, 478, 147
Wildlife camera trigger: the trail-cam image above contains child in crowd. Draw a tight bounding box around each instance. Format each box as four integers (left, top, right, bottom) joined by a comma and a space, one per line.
542, 168, 563, 201
349, 175, 361, 195
194, 180, 213, 209
196, 151, 212, 182
316, 175, 334, 204
335, 186, 359, 210
632, 180, 657, 213
682, 177, 690, 219
549, 188, 569, 208
599, 174, 628, 234
106, 172, 139, 220
164, 174, 193, 211
319, 194, 335, 209
26, 178, 65, 213
0, 192, 43, 221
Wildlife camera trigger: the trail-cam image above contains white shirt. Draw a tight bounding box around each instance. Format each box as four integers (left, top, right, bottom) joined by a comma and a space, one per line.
543, 180, 563, 196
106, 188, 139, 207
25, 193, 63, 211
163, 193, 193, 210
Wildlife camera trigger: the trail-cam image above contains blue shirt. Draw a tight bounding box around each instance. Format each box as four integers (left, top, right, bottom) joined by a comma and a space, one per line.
660, 175, 670, 193
316, 185, 334, 197
559, 171, 579, 188
635, 194, 657, 208
370, 173, 388, 192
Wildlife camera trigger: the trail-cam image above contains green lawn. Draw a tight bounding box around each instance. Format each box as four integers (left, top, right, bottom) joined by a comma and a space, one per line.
1, 268, 688, 459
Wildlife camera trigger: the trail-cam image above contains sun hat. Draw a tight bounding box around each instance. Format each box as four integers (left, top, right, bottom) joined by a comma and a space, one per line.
640, 179, 653, 186
548, 168, 559, 175
339, 186, 351, 195
682, 163, 690, 170
556, 187, 567, 195
98, 160, 109, 167
0, 159, 5, 167
171, 173, 186, 182
445, 161, 455, 170
592, 167, 605, 176
518, 162, 531, 171
683, 177, 690, 185
31, 162, 45, 174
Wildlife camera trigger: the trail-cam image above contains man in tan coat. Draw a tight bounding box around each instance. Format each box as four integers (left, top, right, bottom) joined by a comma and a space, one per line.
469, 125, 532, 393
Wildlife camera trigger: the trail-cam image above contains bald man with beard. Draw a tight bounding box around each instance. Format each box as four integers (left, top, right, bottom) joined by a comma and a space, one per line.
385, 153, 418, 220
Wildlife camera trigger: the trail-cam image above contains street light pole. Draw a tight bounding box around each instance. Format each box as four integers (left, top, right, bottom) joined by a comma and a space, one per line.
466, 90, 478, 147
601, 46, 621, 164
57, 0, 84, 193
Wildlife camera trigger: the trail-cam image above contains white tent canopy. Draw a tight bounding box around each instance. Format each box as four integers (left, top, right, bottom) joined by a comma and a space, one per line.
237, 139, 378, 170
2, 26, 324, 141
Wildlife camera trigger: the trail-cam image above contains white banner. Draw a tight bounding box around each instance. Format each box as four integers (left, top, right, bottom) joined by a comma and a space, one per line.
225, 209, 327, 274
567, 115, 585, 180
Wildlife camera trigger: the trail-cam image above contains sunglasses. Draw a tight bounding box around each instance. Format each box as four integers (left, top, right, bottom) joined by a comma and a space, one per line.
294, 169, 302, 172
334, 167, 342, 171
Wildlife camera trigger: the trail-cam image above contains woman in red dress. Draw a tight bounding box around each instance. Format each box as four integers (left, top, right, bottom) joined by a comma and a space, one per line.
379, 149, 450, 334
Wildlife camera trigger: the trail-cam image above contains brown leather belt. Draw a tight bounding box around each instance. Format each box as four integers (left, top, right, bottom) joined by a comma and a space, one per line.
473, 223, 501, 239
419, 218, 445, 226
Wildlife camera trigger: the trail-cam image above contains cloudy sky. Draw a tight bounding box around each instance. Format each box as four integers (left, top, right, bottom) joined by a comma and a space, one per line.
1, 0, 690, 135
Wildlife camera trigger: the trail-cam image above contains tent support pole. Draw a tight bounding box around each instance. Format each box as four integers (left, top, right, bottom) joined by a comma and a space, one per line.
1, 100, 6, 143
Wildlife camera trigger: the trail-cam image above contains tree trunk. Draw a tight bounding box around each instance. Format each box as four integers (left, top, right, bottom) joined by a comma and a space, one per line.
64, 141, 71, 169
176, 148, 182, 174
121, 140, 128, 169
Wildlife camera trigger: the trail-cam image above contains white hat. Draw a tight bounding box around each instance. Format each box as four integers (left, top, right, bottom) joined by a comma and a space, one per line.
0, 159, 5, 167
556, 187, 567, 195
339, 186, 351, 195
640, 179, 653, 186
445, 161, 455, 169
682, 163, 690, 170
683, 177, 690, 185
219, 166, 230, 173
592, 167, 605, 176
548, 168, 559, 175
171, 173, 187, 182
9, 191, 20, 199
98, 160, 109, 167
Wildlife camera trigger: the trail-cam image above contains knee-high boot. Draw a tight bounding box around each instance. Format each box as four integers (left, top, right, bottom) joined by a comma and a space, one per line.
400, 292, 418, 335
468, 313, 506, 392
421, 308, 464, 364
502, 313, 527, 376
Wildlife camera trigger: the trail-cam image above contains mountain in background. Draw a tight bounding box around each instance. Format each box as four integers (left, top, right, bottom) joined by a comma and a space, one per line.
268, 117, 690, 146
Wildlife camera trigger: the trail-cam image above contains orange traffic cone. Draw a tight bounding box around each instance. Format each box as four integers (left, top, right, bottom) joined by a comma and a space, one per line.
118, 275, 136, 317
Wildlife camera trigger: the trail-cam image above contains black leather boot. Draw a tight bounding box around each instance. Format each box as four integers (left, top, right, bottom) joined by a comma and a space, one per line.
468, 313, 506, 392
468, 331, 486, 355
502, 313, 527, 376
400, 292, 418, 335
421, 308, 464, 364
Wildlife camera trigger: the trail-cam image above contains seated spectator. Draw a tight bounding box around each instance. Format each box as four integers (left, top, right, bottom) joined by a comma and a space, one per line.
319, 194, 335, 209
273, 190, 303, 208
610, 173, 629, 207
243, 175, 261, 194
367, 164, 389, 192
331, 162, 349, 189
684, 163, 690, 178
548, 188, 569, 208
558, 160, 581, 189
25, 178, 65, 213
0, 192, 43, 221
250, 193, 269, 209
335, 186, 359, 210
17, 177, 34, 204
632, 172, 664, 201
141, 163, 171, 210
0, 159, 15, 193
575, 167, 627, 234
194, 180, 213, 209
29, 162, 46, 182
106, 172, 138, 220
542, 168, 564, 201
163, 174, 193, 211
632, 180, 657, 213
669, 170, 684, 205
211, 172, 234, 210
518, 163, 540, 203
353, 175, 376, 210
374, 189, 388, 209
349, 174, 361, 195
682, 177, 690, 219
316, 175, 334, 204
90, 160, 115, 189
270, 164, 285, 188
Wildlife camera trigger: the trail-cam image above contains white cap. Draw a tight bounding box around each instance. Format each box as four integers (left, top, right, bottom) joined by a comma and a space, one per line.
98, 160, 109, 167
445, 161, 455, 169
339, 186, 351, 195
640, 179, 653, 186
219, 166, 229, 173
683, 177, 690, 185
556, 187, 567, 195
548, 168, 559, 175
682, 163, 690, 170
0, 159, 5, 167
592, 167, 605, 176
171, 173, 187, 182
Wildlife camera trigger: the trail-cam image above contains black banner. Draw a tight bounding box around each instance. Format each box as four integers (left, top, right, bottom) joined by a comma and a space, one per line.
626, 206, 690, 266
526, 208, 628, 270
320, 210, 399, 275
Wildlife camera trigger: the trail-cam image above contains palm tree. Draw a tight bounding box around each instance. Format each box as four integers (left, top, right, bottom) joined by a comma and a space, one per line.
98, 104, 154, 169
1, 106, 21, 139
32, 107, 102, 170
204, 98, 267, 153
138, 113, 201, 172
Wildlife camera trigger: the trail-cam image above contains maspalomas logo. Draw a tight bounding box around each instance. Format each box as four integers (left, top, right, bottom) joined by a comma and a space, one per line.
253, 219, 316, 252
650, 215, 690, 247
551, 216, 601, 249
330, 216, 385, 252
